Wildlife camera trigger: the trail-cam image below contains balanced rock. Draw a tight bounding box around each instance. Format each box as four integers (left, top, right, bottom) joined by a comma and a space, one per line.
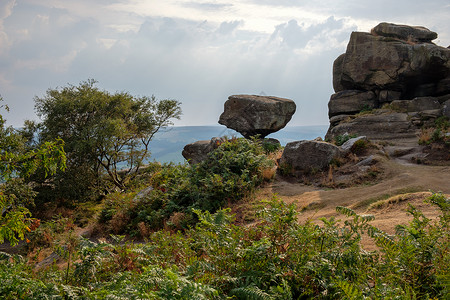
218, 95, 296, 139
280, 140, 340, 173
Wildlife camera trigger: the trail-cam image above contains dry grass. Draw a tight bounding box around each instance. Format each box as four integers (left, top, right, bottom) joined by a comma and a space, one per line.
367, 192, 431, 211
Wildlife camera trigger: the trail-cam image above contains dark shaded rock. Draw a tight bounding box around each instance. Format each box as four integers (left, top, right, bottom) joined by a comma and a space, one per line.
443, 100, 450, 119
411, 83, 437, 98
219, 95, 296, 139
326, 112, 416, 140
332, 53, 346, 92
378, 90, 402, 103
182, 137, 224, 164
328, 90, 377, 118
280, 140, 341, 172
372, 22, 437, 42
436, 77, 450, 95
390, 97, 441, 112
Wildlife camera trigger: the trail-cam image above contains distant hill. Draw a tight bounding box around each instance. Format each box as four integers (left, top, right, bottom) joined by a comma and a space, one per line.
148, 125, 328, 164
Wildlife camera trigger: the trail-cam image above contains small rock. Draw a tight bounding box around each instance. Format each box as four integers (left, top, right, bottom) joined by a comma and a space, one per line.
356, 155, 375, 166
340, 136, 368, 155
182, 137, 224, 164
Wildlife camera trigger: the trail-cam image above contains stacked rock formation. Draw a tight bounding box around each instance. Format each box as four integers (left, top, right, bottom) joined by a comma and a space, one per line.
183, 94, 296, 163
327, 22, 450, 140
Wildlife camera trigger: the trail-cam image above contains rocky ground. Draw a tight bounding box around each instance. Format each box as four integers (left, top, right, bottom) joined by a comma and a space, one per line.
255, 137, 450, 250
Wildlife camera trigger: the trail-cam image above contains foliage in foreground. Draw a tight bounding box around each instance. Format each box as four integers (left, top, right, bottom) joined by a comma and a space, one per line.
1, 193, 449, 299
0, 97, 67, 246
100, 137, 274, 233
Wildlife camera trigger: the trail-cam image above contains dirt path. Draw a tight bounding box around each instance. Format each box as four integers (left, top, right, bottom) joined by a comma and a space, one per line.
256, 157, 450, 241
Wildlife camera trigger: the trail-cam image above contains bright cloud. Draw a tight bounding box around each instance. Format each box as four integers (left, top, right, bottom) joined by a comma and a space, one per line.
0, 0, 449, 128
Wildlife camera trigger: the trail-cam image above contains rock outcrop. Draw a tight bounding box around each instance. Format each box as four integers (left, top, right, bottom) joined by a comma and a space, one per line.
327, 22, 450, 140
219, 95, 296, 139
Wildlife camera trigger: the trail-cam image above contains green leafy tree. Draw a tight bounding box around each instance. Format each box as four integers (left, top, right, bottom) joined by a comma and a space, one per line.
34, 79, 181, 197
0, 97, 66, 245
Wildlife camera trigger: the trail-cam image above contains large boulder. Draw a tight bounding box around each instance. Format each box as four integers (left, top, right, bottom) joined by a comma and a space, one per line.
218, 95, 296, 138
371, 22, 437, 43
280, 140, 341, 173
337, 31, 450, 95
328, 90, 377, 117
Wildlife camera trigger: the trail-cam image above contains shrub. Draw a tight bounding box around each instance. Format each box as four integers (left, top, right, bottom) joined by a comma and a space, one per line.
1, 193, 448, 298
334, 133, 358, 146
100, 138, 274, 233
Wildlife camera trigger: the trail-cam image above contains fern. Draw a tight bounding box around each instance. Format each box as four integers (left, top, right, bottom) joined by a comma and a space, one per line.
336, 206, 357, 217
336, 280, 364, 299
231, 284, 274, 300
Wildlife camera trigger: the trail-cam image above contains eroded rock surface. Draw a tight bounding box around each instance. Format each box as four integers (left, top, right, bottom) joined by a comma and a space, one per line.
219, 95, 296, 139
326, 22, 450, 140
280, 140, 341, 173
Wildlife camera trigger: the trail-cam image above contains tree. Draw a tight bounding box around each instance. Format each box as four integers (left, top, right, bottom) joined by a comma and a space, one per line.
34, 79, 182, 195
0, 97, 66, 245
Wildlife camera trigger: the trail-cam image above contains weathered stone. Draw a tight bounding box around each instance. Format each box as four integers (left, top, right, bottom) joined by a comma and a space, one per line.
218, 95, 296, 139
280, 140, 341, 172
328, 90, 377, 117
329, 114, 352, 127
356, 155, 376, 167
371, 22, 437, 42
436, 77, 450, 95
390, 97, 441, 112
443, 100, 450, 119
340, 136, 368, 155
326, 112, 416, 140
332, 53, 346, 92
182, 137, 224, 164
339, 31, 450, 93
378, 90, 402, 103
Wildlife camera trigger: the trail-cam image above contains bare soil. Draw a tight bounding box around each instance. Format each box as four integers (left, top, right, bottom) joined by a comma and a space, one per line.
255, 137, 450, 249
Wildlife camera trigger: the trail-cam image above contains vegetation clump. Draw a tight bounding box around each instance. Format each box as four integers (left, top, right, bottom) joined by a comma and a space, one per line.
100, 137, 274, 233
0, 193, 448, 299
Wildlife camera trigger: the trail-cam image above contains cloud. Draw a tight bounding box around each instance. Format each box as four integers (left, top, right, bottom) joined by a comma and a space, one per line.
1, 0, 449, 128
183, 1, 233, 11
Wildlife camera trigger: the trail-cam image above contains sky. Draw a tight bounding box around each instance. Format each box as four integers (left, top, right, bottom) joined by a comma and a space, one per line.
1, 0, 449, 128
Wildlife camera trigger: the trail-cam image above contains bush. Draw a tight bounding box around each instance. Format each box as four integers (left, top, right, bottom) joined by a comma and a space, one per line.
100, 138, 274, 233
3, 192, 448, 299
334, 133, 358, 146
